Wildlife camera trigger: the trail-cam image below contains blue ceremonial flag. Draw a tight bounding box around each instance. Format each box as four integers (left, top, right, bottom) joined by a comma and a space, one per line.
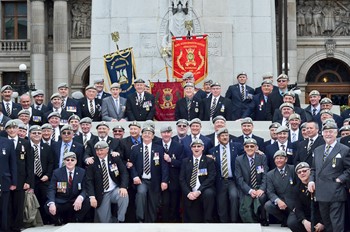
104, 48, 137, 98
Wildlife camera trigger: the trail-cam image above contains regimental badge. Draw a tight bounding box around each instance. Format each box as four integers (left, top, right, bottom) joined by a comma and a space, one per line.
159, 88, 175, 110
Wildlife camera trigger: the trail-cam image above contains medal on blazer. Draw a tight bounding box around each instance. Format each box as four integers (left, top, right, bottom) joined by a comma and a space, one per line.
332, 158, 336, 168
220, 105, 225, 112
78, 183, 81, 190
2, 148, 6, 155
154, 152, 160, 166
20, 145, 26, 159
289, 176, 293, 185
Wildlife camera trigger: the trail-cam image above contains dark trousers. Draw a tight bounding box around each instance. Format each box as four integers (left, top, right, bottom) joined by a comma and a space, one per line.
44, 198, 90, 223
161, 188, 181, 222
135, 179, 160, 223
125, 184, 136, 222
0, 191, 10, 232
9, 189, 25, 231
183, 188, 215, 223
216, 179, 239, 222
34, 178, 50, 224
319, 201, 345, 232
265, 200, 290, 224
287, 211, 307, 232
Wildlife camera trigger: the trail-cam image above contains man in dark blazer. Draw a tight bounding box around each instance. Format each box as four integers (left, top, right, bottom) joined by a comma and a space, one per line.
206, 116, 237, 147
31, 89, 49, 113
304, 90, 321, 121
235, 138, 269, 225
44, 93, 76, 125
266, 74, 301, 120
83, 122, 126, 165
243, 79, 274, 121
156, 126, 184, 222
294, 121, 325, 166
199, 82, 232, 121
130, 126, 169, 223
179, 139, 216, 223
209, 128, 243, 223
19, 93, 45, 126
47, 83, 81, 117
225, 72, 255, 120
181, 118, 213, 158
308, 122, 350, 232
234, 117, 265, 153
265, 150, 297, 227
264, 122, 281, 148
94, 78, 111, 100
80, 85, 102, 121
287, 113, 304, 143
181, 72, 207, 100
102, 83, 127, 121
175, 82, 201, 121
1, 85, 22, 119
314, 97, 343, 129
85, 141, 129, 223
46, 152, 90, 225
253, 72, 279, 95
5, 120, 34, 232
0, 132, 17, 231
73, 117, 97, 148
51, 125, 84, 169
0, 107, 10, 131
126, 78, 155, 121
29, 125, 54, 224
265, 125, 296, 169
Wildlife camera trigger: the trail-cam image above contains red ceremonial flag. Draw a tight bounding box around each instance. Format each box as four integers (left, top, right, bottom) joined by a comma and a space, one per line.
172, 35, 208, 84
151, 81, 184, 121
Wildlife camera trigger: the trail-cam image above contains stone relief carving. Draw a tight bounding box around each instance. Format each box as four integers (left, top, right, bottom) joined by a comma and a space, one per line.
325, 39, 336, 57
70, 0, 91, 38
297, 0, 350, 36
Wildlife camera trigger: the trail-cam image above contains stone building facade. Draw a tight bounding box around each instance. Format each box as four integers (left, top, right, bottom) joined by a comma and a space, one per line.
0, 0, 349, 105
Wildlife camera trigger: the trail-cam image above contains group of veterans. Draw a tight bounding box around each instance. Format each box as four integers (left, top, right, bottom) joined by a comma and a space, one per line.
0, 71, 350, 232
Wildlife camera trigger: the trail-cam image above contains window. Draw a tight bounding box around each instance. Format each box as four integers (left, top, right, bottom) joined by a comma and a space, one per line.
2, 1, 27, 39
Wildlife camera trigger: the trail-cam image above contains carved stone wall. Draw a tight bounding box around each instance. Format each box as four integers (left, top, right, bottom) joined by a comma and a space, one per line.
70, 0, 92, 38
297, 0, 350, 36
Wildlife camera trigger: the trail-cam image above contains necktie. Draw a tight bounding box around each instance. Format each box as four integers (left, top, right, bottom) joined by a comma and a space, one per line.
291, 133, 296, 143
34, 144, 43, 177
83, 134, 88, 147
89, 100, 95, 117
134, 139, 139, 145
210, 97, 217, 119
281, 144, 286, 151
144, 145, 150, 175
323, 145, 331, 161
61, 99, 65, 109
62, 143, 69, 167
241, 84, 245, 101
190, 158, 199, 189
5, 103, 11, 116
312, 108, 317, 116
68, 171, 73, 188
285, 120, 289, 128
307, 138, 314, 154
52, 129, 56, 141
222, 146, 228, 178
186, 98, 191, 114
101, 159, 109, 190
280, 169, 285, 178
116, 99, 120, 114
164, 143, 169, 153
36, 105, 40, 110
250, 158, 257, 189
138, 93, 142, 104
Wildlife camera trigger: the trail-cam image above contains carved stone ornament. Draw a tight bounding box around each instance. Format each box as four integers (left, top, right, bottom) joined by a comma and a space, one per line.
70, 0, 91, 38
325, 39, 336, 57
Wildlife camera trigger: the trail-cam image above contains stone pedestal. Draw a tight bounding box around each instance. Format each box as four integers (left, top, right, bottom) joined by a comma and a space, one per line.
30, 0, 46, 92
90, 0, 277, 92
53, 0, 68, 90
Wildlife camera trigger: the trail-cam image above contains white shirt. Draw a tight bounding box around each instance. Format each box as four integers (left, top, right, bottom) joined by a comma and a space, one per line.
8, 135, 18, 148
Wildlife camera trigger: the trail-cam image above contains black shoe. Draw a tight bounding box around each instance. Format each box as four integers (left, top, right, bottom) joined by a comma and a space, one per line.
281, 222, 288, 227
54, 218, 63, 226
260, 220, 269, 226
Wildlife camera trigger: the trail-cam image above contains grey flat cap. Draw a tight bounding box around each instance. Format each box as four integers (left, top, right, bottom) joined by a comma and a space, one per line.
129, 121, 141, 128
18, 109, 30, 116
94, 141, 109, 149
32, 89, 44, 97
320, 97, 332, 105
295, 162, 310, 173
134, 78, 145, 83
275, 125, 289, 133
110, 83, 121, 89
5, 120, 18, 129
1, 85, 13, 93
29, 125, 41, 133
217, 128, 229, 136
340, 125, 350, 132
113, 125, 125, 131
68, 114, 80, 122
243, 138, 257, 145
96, 121, 109, 129
236, 71, 247, 78
204, 79, 213, 84
210, 82, 221, 87
279, 102, 294, 110
57, 83, 68, 89
212, 115, 226, 124
63, 151, 76, 160
47, 111, 61, 119
60, 124, 73, 132
288, 113, 301, 121
160, 125, 172, 133
80, 117, 92, 124
284, 91, 295, 98
85, 84, 96, 91
176, 119, 189, 126
269, 122, 281, 129
142, 126, 155, 134
183, 82, 195, 88
240, 117, 253, 125
277, 74, 289, 80
190, 118, 202, 126
262, 72, 273, 79
182, 72, 194, 79
41, 123, 53, 130
273, 150, 287, 159
190, 139, 204, 147
71, 91, 84, 100
50, 93, 61, 100
309, 90, 320, 96
93, 78, 104, 84
320, 109, 333, 116
261, 79, 273, 85
322, 122, 338, 131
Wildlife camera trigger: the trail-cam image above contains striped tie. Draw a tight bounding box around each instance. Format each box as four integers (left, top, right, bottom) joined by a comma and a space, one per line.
221, 146, 228, 178
89, 100, 95, 117
5, 103, 11, 116
62, 143, 69, 167
34, 144, 43, 177
190, 158, 199, 189
101, 159, 109, 190
187, 99, 191, 113
52, 129, 56, 142
210, 97, 217, 119
61, 99, 65, 109
250, 158, 257, 189
83, 134, 88, 148
323, 145, 331, 161
144, 146, 150, 175
241, 84, 245, 101
68, 171, 73, 188
307, 138, 314, 154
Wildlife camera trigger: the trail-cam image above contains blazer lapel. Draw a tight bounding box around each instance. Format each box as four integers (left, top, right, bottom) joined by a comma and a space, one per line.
322, 143, 340, 167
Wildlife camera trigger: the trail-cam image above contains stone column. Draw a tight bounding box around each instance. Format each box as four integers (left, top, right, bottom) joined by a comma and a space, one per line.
30, 0, 46, 92
53, 0, 69, 91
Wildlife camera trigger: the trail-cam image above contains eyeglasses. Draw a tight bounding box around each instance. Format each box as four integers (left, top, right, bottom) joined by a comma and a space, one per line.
113, 130, 124, 133
297, 169, 309, 175
244, 145, 255, 149
62, 131, 72, 135
177, 125, 187, 128
31, 132, 42, 135
64, 158, 75, 162
277, 79, 287, 83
